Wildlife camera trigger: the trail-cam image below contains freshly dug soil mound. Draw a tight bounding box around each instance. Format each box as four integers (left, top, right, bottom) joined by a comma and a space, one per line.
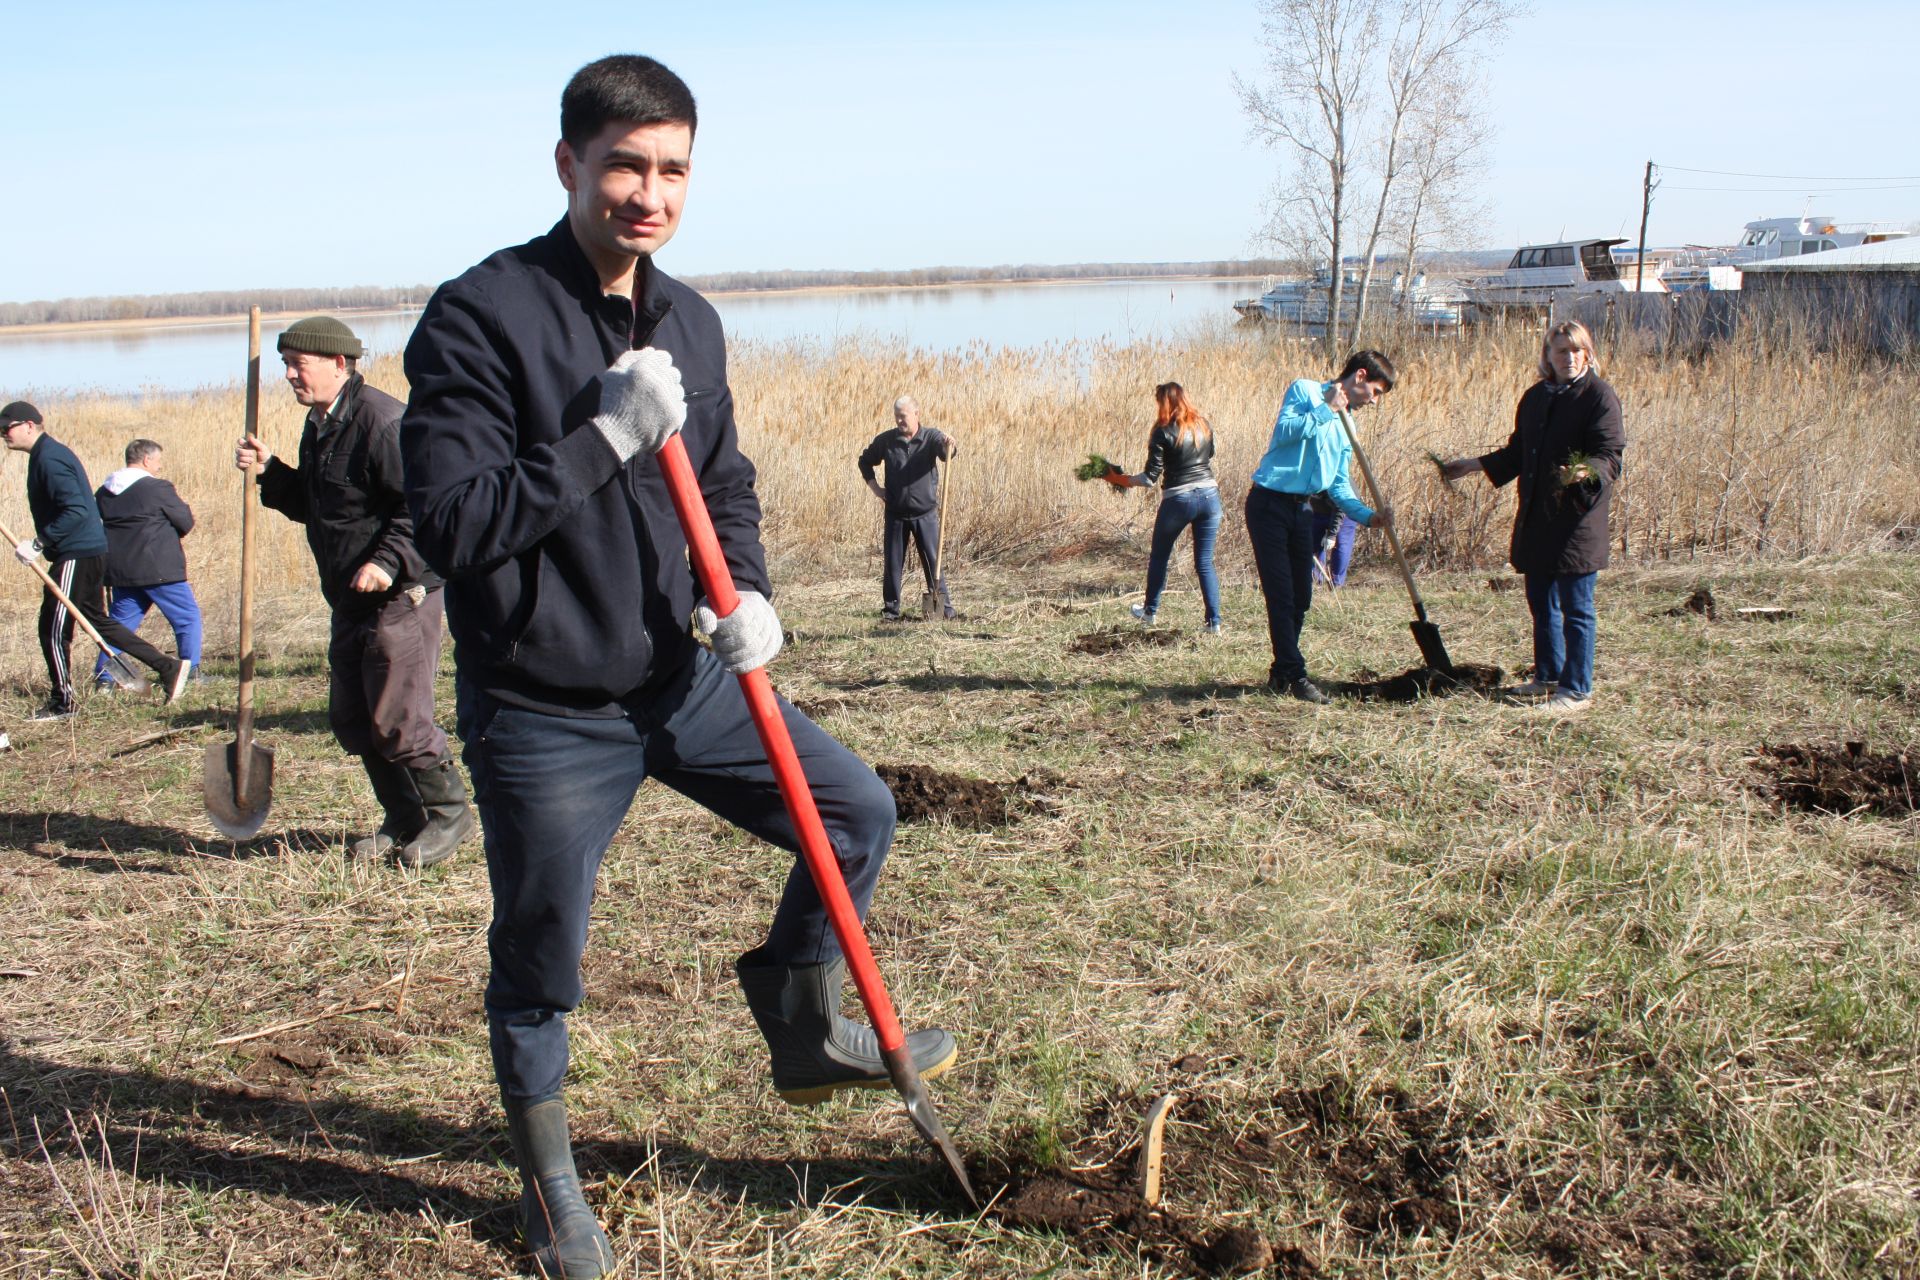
1665, 587, 1717, 619
1755, 742, 1916, 816
874, 763, 1059, 827
1324, 662, 1504, 703
1070, 626, 1184, 656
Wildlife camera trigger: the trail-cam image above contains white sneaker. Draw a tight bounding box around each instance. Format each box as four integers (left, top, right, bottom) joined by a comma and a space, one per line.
1201, 621, 1223, 636
1536, 692, 1592, 715
1508, 679, 1556, 699
1130, 605, 1156, 625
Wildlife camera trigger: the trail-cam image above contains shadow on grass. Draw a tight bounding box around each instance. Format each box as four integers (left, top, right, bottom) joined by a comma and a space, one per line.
159, 706, 336, 736
834, 672, 1270, 703
0, 810, 339, 870
0, 1036, 969, 1255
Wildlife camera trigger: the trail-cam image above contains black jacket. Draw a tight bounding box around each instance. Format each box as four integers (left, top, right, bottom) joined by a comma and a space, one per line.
1135, 423, 1216, 491
95, 469, 194, 587
401, 218, 770, 713
258, 374, 437, 616
26, 435, 109, 560
1478, 373, 1626, 576
858, 427, 951, 516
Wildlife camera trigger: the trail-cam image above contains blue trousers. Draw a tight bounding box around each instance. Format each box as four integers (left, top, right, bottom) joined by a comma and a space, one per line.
1310, 512, 1357, 586
1523, 572, 1597, 698
458, 646, 897, 1100
1245, 486, 1317, 686
1143, 486, 1222, 626
95, 581, 202, 682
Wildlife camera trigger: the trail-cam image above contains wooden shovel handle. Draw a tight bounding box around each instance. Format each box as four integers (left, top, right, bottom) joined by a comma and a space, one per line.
931, 453, 950, 587
235, 309, 261, 787
1336, 408, 1429, 623
0, 518, 120, 654
656, 433, 907, 1054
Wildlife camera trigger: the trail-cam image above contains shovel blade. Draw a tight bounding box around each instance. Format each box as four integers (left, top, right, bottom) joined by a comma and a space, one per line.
1411, 619, 1453, 673
203, 739, 275, 840
882, 1043, 978, 1207
106, 654, 151, 695
920, 589, 941, 621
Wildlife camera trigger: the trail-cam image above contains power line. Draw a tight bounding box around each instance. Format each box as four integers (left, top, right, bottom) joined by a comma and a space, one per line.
1658, 163, 1920, 182
1661, 183, 1920, 194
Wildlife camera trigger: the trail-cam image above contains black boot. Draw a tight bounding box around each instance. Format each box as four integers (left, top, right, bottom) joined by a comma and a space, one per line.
502, 1094, 612, 1279
350, 755, 425, 861
396, 756, 476, 869
735, 947, 958, 1106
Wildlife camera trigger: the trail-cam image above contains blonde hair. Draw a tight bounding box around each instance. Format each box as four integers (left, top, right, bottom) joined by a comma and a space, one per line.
1538, 320, 1598, 383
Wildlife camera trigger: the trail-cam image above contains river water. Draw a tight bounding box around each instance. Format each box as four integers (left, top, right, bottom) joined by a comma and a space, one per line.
0, 277, 1260, 397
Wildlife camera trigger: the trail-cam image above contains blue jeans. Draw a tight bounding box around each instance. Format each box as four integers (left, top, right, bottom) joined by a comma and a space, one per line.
457, 647, 896, 1100
1523, 572, 1597, 698
1310, 512, 1356, 586
94, 581, 203, 682
1143, 486, 1222, 626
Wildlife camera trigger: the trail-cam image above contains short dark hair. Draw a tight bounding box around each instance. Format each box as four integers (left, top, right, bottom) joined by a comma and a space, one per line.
125, 438, 163, 466
561, 55, 698, 150
1338, 349, 1397, 391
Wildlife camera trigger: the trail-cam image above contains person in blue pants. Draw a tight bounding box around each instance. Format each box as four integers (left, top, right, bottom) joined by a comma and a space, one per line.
1108, 381, 1222, 633
93, 439, 203, 687
1310, 497, 1357, 587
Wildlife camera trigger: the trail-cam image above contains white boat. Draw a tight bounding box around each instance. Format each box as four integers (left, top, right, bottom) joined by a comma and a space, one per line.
1660, 215, 1919, 291
1465, 238, 1667, 314
1233, 268, 1469, 328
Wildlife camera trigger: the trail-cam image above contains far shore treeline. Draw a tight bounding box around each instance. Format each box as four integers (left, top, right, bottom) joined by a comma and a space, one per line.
0, 260, 1306, 328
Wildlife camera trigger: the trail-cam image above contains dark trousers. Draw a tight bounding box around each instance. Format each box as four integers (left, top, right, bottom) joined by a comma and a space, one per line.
882, 510, 951, 616
39, 555, 174, 711
1245, 486, 1317, 686
328, 589, 450, 767
458, 646, 897, 1100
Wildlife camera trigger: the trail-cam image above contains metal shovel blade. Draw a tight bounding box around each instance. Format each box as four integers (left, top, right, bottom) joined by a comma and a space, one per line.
1411, 619, 1454, 674
103, 653, 151, 695
920, 586, 940, 620
883, 1043, 978, 1207
203, 739, 274, 839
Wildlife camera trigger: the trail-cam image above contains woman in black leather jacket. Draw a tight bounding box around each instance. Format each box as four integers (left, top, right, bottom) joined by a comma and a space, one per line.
1107, 382, 1223, 633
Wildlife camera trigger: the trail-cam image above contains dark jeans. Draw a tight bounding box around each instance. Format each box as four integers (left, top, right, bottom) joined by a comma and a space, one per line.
458, 646, 897, 1100
38, 555, 174, 710
1143, 486, 1222, 626
96, 581, 203, 681
1311, 511, 1357, 586
328, 589, 450, 767
1245, 486, 1317, 685
1524, 572, 1598, 698
882, 510, 951, 616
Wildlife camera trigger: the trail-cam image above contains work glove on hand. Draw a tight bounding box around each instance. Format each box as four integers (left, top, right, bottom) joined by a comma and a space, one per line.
693, 590, 783, 674
592, 347, 687, 462
14, 537, 38, 566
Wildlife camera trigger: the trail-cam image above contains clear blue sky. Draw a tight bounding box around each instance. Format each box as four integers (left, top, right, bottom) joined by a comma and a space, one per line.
2, 0, 1913, 301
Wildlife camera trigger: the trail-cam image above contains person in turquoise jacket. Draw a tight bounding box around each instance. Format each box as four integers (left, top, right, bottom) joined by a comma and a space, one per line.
1244, 351, 1396, 702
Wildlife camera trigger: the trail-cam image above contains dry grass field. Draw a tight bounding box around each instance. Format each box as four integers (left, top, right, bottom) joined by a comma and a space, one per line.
2, 326, 1918, 1277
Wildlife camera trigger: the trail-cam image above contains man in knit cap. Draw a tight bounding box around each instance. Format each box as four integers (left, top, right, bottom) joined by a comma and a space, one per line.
5, 402, 191, 719
234, 317, 474, 868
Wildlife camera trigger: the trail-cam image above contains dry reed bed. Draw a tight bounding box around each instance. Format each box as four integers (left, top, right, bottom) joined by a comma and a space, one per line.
2, 328, 1915, 684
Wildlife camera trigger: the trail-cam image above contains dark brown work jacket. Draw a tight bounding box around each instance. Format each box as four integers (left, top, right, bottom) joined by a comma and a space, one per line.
1477, 373, 1625, 576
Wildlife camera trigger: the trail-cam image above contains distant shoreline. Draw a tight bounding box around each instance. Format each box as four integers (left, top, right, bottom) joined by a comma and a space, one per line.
0, 274, 1274, 340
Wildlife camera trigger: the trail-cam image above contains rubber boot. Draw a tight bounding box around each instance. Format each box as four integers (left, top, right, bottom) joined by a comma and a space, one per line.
395, 756, 476, 869
350, 755, 425, 861
735, 947, 959, 1106
502, 1094, 613, 1279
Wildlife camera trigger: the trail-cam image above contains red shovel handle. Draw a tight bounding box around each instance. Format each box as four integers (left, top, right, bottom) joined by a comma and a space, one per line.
656, 433, 907, 1054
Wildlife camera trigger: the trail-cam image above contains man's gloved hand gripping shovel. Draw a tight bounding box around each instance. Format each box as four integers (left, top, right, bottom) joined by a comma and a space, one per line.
656, 430, 977, 1207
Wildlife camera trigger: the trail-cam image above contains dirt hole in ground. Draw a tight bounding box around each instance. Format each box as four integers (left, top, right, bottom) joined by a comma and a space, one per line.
1665, 587, 1717, 619
874, 764, 1065, 827
1324, 663, 1504, 703
1069, 626, 1185, 656
1754, 741, 1916, 816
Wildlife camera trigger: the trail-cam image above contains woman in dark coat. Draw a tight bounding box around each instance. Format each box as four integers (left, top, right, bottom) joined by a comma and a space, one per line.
1105, 381, 1223, 633
1441, 320, 1625, 713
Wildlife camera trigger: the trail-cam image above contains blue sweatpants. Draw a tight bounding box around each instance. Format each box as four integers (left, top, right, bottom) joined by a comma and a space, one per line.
96, 581, 202, 683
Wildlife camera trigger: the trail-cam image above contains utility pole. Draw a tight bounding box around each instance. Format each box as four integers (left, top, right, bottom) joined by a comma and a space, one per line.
1635, 160, 1657, 292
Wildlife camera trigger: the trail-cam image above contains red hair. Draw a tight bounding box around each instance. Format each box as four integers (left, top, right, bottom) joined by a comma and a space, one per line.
1153, 381, 1212, 447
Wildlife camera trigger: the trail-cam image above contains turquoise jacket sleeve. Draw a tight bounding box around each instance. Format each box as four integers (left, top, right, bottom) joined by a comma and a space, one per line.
1268, 379, 1337, 447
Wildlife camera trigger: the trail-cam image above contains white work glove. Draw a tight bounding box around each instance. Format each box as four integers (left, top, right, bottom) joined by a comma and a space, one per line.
591, 347, 687, 462
14, 537, 38, 566
693, 590, 783, 674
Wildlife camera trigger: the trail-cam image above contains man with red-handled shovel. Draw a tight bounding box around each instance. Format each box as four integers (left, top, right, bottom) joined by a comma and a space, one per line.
401, 55, 958, 1279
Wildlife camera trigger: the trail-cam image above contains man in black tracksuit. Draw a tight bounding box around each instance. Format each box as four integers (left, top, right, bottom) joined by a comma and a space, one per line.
857, 394, 957, 620
3, 401, 188, 719
234, 318, 473, 869
401, 56, 954, 1279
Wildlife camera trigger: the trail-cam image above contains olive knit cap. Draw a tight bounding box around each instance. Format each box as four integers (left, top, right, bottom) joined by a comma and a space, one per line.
276, 316, 363, 359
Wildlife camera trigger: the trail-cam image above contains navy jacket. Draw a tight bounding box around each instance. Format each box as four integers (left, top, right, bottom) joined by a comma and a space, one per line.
96, 469, 194, 587
258, 373, 437, 616
858, 427, 950, 516
26, 435, 108, 560
1478, 374, 1626, 576
402, 219, 770, 713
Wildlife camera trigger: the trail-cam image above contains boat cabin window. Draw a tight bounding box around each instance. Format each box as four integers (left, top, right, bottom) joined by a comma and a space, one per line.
1544, 246, 1575, 267
1800, 239, 1835, 255
1510, 248, 1548, 268
1579, 241, 1622, 280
